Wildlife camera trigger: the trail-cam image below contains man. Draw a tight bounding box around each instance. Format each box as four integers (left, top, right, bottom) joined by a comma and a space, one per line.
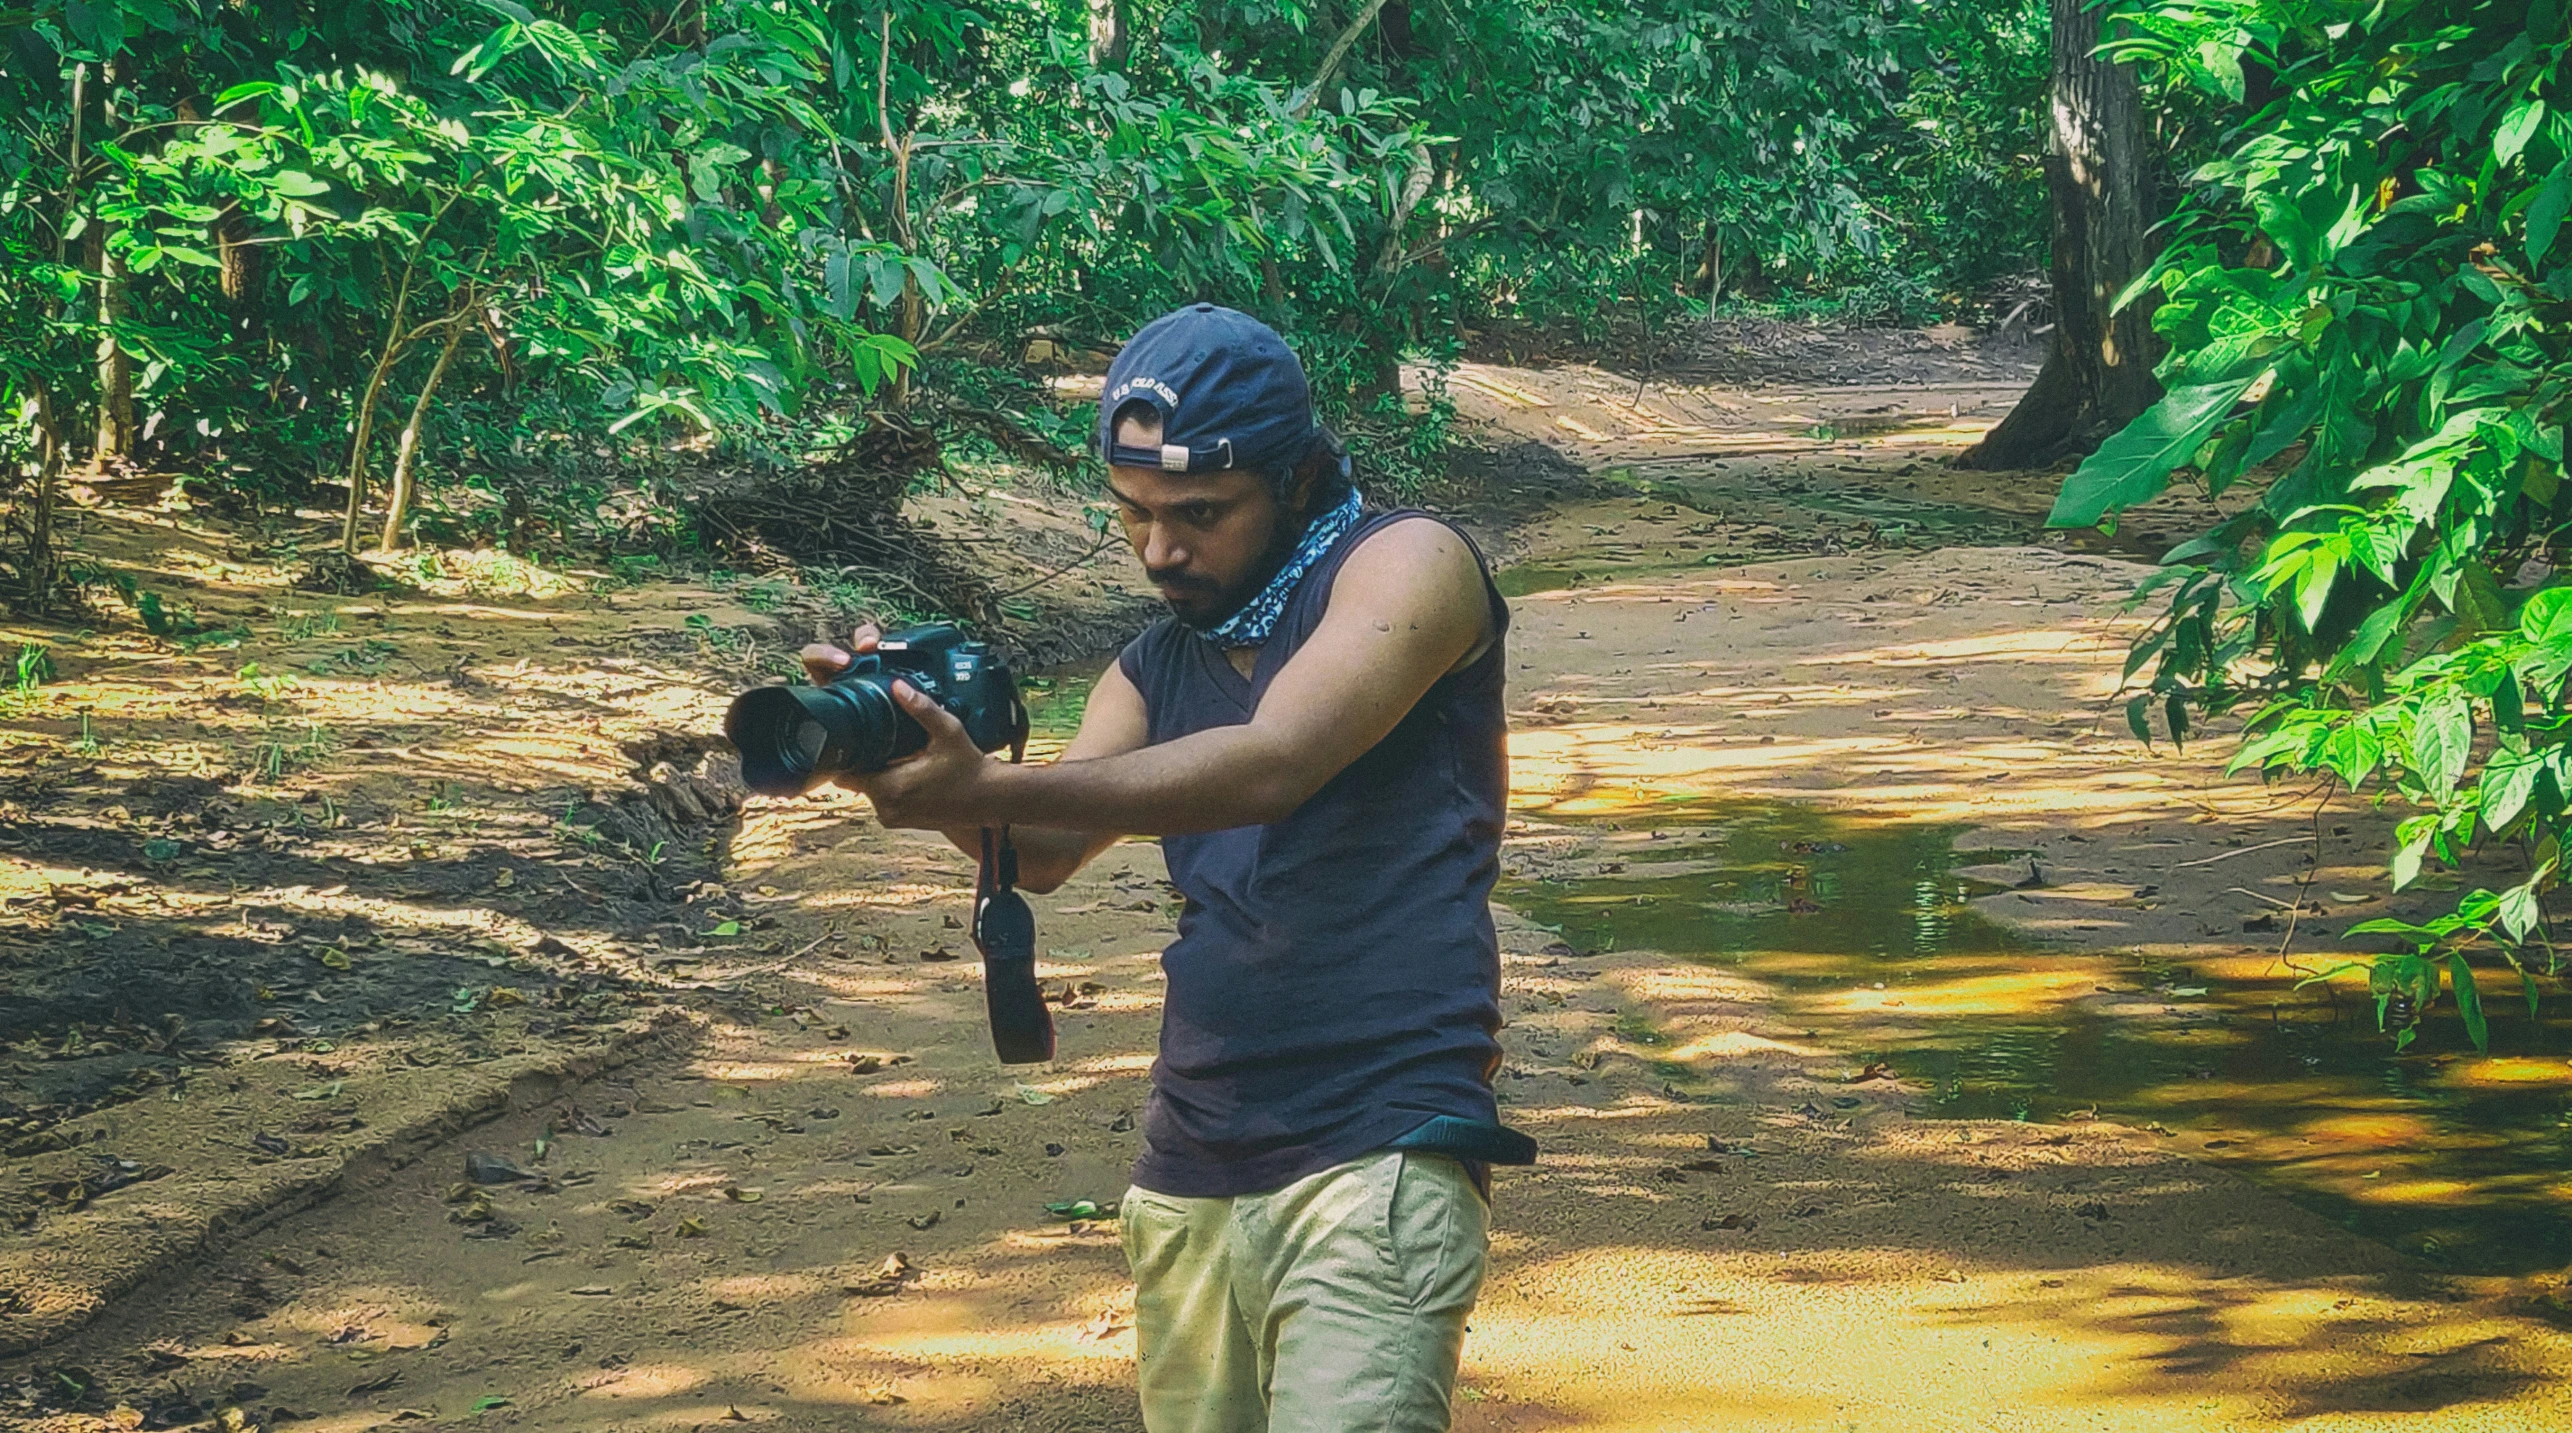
803, 304, 1528, 1433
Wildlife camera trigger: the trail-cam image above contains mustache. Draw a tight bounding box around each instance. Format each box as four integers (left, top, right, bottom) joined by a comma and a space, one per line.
1146, 564, 1219, 593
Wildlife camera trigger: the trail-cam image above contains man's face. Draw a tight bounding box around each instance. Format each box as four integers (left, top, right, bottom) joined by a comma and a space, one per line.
1106, 415, 1293, 629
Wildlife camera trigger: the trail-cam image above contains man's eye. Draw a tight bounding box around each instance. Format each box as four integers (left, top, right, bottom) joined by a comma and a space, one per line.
1180, 506, 1218, 526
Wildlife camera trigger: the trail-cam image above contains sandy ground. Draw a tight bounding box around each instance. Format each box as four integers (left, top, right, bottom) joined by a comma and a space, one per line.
11, 330, 2572, 1430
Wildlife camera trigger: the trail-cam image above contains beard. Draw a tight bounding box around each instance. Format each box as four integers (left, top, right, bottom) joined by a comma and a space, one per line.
1152, 507, 1306, 634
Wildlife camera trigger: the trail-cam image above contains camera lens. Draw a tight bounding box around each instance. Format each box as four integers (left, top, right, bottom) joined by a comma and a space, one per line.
786, 714, 828, 768
725, 677, 910, 797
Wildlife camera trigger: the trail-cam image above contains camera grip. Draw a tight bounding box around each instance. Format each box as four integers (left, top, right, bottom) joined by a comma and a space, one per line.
974, 885, 1055, 1064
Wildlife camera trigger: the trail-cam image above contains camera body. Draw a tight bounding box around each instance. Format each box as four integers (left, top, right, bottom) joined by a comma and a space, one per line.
726, 623, 1025, 798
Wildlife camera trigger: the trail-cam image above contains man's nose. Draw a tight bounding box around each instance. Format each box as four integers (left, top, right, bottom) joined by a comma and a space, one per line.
1140, 524, 1187, 573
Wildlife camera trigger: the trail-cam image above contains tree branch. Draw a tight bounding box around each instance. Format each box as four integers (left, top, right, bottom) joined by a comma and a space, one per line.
1295, 0, 1395, 119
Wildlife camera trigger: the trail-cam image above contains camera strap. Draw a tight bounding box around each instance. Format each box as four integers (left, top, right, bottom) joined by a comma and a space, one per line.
973, 723, 1054, 1064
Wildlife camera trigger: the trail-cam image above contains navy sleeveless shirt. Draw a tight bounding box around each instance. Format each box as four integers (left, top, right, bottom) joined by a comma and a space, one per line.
1117, 509, 1511, 1198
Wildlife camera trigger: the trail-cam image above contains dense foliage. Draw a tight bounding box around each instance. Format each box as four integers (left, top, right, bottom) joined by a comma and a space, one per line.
2057, 0, 2572, 1049
2, 0, 2053, 594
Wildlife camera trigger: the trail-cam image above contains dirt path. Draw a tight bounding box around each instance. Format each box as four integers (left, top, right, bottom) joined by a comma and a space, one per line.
12, 332, 2572, 1431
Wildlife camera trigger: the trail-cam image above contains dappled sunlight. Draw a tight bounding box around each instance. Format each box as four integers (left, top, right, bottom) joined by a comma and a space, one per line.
1454, 1241, 2481, 1431
575, 1362, 711, 1401
1664, 1028, 1832, 1061
1500, 797, 2572, 1278
1808, 963, 2109, 1019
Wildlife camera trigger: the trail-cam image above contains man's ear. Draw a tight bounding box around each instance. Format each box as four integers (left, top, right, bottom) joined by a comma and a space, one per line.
1283, 465, 1320, 523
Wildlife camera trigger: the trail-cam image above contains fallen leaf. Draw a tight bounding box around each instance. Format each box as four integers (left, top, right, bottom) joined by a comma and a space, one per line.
1016, 1084, 1056, 1106
722, 1185, 762, 1203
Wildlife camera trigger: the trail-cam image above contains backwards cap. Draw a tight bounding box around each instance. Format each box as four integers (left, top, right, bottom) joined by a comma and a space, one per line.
1098, 305, 1319, 476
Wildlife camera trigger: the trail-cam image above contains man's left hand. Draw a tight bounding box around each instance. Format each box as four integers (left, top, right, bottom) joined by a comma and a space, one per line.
836, 679, 1005, 830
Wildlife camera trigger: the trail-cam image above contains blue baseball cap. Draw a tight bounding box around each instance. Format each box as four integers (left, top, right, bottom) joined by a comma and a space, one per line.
1098, 305, 1319, 476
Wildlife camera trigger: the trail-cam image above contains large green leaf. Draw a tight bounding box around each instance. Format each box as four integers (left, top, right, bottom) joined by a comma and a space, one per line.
2447, 955, 2489, 1053
2527, 159, 2572, 267
2048, 376, 2262, 528
2409, 689, 2473, 796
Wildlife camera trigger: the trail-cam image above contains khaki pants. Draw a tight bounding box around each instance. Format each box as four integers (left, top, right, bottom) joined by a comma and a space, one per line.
1119, 1151, 1489, 1433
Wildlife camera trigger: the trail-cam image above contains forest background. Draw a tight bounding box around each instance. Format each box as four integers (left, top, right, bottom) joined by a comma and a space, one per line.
4, 0, 2571, 1051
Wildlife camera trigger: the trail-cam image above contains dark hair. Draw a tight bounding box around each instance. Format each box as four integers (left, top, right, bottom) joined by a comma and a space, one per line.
1284, 426, 1354, 514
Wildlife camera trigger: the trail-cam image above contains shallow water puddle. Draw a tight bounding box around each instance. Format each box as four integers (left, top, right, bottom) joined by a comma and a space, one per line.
1503, 799, 2572, 1275
1020, 658, 1106, 751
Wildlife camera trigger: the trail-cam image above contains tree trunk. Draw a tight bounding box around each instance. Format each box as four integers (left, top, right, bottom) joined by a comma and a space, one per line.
380, 319, 469, 552
878, 10, 919, 410
341, 298, 417, 553
1955, 0, 2161, 471
217, 202, 258, 308
1690, 222, 1724, 301
1086, 0, 1128, 68
24, 385, 66, 605
17, 62, 86, 606
92, 231, 135, 464
90, 59, 133, 465
1298, 0, 1394, 116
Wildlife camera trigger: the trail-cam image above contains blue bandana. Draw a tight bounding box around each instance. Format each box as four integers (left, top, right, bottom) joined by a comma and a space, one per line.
1197, 491, 1364, 649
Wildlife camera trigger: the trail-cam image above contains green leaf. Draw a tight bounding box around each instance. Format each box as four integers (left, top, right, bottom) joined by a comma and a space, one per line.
2049, 377, 2260, 528
2392, 817, 2436, 890
2345, 917, 2443, 942
2294, 549, 2341, 633
2448, 955, 2488, 1052
213, 82, 282, 111
2527, 159, 2572, 266
473, 1395, 512, 1413
710, 920, 741, 937
2495, 99, 2547, 168
2410, 689, 2473, 795
2519, 586, 2572, 643
2498, 883, 2542, 941
2484, 750, 2541, 830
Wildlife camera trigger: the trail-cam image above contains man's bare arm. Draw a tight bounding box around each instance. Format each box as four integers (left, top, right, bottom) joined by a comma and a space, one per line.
800, 630, 1150, 894
856, 518, 1490, 836
960, 664, 1146, 893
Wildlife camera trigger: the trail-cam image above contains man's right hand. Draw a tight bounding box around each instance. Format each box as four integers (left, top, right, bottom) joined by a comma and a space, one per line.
792, 617, 1152, 896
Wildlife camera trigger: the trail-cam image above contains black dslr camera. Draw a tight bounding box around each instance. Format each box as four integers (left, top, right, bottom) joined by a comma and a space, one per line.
722, 624, 1052, 1066
725, 623, 1026, 798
